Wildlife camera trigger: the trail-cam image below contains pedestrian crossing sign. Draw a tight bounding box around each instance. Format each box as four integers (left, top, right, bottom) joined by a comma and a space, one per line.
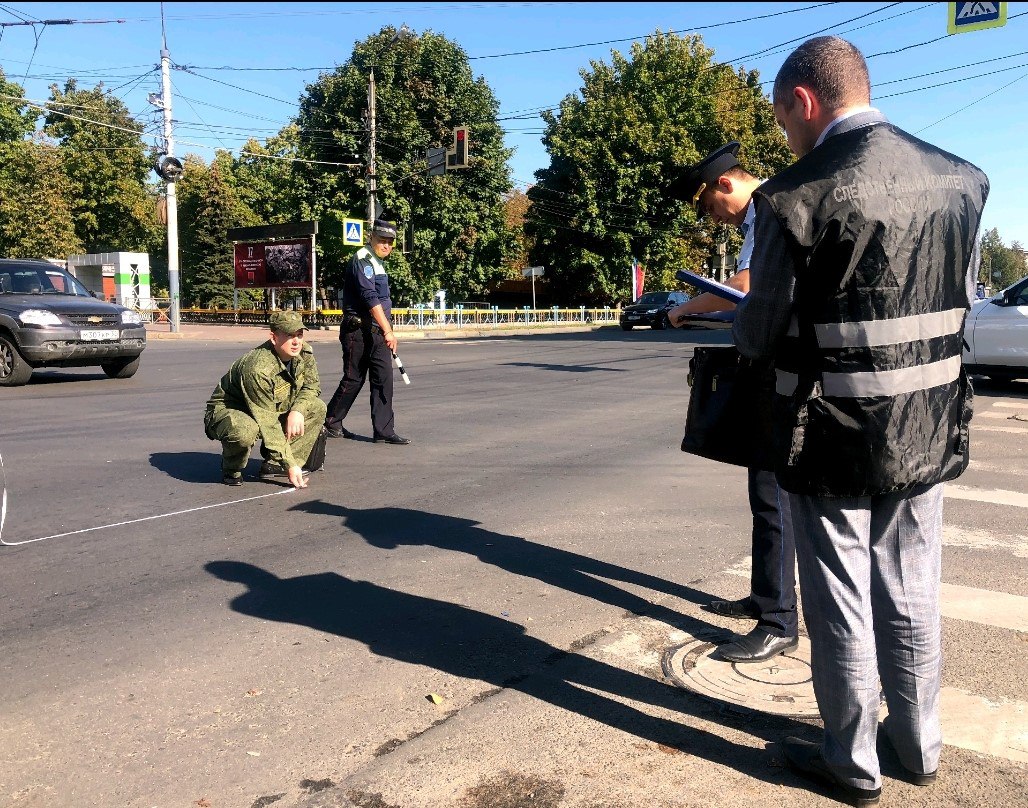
343, 218, 364, 246
948, 2, 1006, 34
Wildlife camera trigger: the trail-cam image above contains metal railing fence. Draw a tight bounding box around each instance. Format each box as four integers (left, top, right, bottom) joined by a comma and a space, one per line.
140, 305, 623, 329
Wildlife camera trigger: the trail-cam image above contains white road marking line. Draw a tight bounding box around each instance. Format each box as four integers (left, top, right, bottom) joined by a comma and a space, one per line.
945, 485, 1028, 508
994, 402, 1028, 409
944, 524, 1028, 558
941, 582, 1028, 633
0, 488, 297, 547
974, 425, 1028, 434
969, 459, 1027, 475
724, 555, 752, 578
979, 411, 1028, 420
937, 688, 1028, 764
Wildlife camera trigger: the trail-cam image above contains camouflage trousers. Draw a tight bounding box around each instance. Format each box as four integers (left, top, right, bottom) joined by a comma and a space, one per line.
204, 398, 328, 475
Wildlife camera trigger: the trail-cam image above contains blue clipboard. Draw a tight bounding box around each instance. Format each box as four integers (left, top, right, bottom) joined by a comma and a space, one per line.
675, 269, 745, 304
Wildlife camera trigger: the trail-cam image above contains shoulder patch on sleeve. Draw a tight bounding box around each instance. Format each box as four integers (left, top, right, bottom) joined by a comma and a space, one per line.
363, 264, 374, 279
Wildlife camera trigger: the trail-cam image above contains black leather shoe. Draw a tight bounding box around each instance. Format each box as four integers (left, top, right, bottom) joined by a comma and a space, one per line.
707, 596, 760, 620
373, 434, 411, 445
324, 423, 356, 439
718, 627, 798, 663
881, 717, 938, 785
222, 472, 243, 487
259, 461, 310, 480
782, 737, 881, 806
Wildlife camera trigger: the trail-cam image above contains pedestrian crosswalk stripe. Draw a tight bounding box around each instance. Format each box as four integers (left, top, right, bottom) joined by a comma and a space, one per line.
940, 582, 1028, 633
994, 402, 1028, 409
944, 524, 1028, 558
979, 410, 1027, 419
969, 458, 1026, 474
945, 485, 1028, 508
937, 688, 1028, 765
974, 425, 1028, 434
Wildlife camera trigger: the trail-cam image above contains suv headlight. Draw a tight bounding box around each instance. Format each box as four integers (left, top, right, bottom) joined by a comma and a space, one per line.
18, 309, 62, 326
121, 310, 144, 325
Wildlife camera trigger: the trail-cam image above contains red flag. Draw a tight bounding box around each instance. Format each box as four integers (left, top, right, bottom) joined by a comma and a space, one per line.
631, 259, 646, 302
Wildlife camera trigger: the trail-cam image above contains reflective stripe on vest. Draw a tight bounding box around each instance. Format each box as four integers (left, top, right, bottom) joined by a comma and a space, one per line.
813, 307, 965, 348
776, 354, 961, 398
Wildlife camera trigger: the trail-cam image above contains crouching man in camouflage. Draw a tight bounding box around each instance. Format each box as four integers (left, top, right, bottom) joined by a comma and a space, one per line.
204, 311, 328, 488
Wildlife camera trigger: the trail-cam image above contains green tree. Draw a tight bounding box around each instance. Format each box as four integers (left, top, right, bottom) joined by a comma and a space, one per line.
233, 124, 304, 225
293, 26, 516, 303
980, 228, 1027, 292
0, 139, 82, 257
0, 67, 37, 142
42, 80, 159, 254
177, 153, 261, 307
526, 31, 792, 304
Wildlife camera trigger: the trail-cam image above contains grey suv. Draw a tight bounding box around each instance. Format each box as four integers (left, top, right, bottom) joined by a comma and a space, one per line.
0, 259, 147, 386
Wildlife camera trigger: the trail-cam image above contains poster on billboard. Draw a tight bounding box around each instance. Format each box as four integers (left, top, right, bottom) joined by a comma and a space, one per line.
234, 238, 313, 288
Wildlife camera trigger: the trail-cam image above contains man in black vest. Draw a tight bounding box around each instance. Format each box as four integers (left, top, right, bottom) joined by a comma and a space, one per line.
734, 37, 987, 806
324, 219, 411, 445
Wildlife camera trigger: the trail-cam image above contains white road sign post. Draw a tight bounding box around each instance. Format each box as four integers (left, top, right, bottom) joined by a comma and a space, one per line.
522, 266, 544, 312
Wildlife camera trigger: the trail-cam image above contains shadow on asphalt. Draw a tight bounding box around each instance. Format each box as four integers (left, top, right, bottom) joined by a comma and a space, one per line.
204, 503, 824, 788
970, 375, 1028, 399
27, 369, 108, 384
149, 450, 225, 483
204, 552, 816, 788
501, 361, 628, 373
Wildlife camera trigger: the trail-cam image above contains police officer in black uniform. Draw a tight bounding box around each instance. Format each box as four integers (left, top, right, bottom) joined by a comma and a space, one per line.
324, 219, 411, 445
670, 143, 799, 665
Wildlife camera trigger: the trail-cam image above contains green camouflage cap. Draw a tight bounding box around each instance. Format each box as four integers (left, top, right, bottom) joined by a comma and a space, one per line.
269, 310, 306, 333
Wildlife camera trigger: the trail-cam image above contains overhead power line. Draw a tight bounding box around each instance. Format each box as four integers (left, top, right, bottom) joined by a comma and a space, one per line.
0, 15, 127, 27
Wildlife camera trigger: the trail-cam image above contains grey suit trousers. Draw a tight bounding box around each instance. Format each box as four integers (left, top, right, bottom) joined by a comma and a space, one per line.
786, 482, 944, 791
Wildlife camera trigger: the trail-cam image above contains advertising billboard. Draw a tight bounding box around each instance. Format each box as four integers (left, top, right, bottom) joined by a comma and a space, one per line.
234, 239, 313, 289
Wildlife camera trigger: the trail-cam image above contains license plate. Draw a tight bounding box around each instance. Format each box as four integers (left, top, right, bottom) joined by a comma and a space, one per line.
80, 329, 119, 341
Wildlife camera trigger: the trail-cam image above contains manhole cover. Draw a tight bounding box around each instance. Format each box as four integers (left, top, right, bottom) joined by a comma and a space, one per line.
662, 635, 820, 718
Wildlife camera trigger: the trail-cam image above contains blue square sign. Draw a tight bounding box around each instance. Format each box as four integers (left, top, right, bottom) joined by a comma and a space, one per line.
948, 2, 1006, 34
343, 218, 364, 246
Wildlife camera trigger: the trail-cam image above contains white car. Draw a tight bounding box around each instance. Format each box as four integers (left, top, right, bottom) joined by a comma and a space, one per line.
962, 275, 1028, 381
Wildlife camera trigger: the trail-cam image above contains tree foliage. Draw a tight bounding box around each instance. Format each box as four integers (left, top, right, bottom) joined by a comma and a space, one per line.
980, 227, 1028, 292
42, 80, 160, 254
293, 26, 516, 304
501, 189, 533, 276
0, 140, 82, 257
0, 67, 37, 142
526, 32, 792, 304
177, 153, 261, 307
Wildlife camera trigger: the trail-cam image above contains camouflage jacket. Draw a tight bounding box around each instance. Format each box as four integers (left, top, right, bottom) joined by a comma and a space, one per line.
206, 340, 321, 468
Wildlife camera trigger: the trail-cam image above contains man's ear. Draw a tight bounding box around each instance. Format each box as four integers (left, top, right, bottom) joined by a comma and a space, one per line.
794, 86, 818, 121
717, 175, 734, 194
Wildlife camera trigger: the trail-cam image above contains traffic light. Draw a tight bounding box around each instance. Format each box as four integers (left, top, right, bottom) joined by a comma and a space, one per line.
446, 125, 469, 170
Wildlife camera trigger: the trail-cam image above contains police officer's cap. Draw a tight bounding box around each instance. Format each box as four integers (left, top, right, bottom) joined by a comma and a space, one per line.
269, 310, 306, 334
371, 219, 398, 239
678, 141, 742, 210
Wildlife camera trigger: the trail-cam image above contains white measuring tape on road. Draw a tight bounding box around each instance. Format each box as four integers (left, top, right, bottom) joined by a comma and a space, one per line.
0, 449, 296, 547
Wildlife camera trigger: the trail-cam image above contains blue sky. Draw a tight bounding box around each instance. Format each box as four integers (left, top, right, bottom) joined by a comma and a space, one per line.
1, 2, 1026, 249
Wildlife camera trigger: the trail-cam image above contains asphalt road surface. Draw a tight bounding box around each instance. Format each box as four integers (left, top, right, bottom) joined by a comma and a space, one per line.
1, 327, 1025, 808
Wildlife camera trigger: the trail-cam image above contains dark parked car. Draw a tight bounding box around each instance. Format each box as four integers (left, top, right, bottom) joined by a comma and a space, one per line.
0, 258, 147, 386
620, 290, 690, 330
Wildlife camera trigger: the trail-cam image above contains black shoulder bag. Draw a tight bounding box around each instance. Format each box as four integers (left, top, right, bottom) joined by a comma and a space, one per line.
681, 346, 775, 472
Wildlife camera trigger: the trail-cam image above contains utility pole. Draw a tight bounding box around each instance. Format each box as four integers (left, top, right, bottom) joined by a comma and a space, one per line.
159, 10, 180, 333
366, 69, 377, 227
